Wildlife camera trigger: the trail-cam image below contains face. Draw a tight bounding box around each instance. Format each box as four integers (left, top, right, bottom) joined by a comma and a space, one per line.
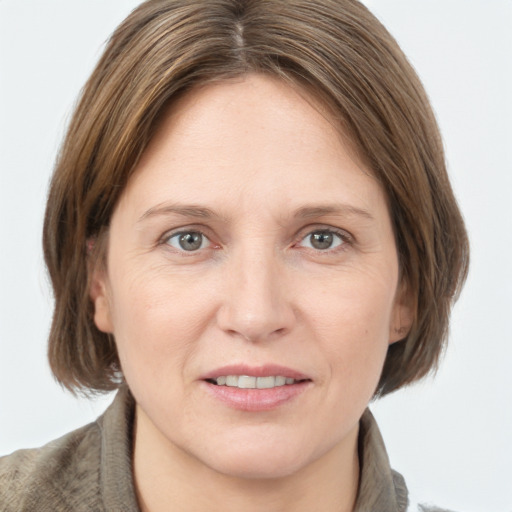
91, 74, 411, 480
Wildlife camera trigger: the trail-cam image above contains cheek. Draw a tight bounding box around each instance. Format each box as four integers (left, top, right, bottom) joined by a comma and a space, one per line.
107, 265, 215, 383
304, 266, 397, 341
301, 269, 396, 389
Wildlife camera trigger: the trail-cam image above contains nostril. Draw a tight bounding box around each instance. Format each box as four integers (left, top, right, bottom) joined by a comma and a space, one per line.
216, 291, 295, 343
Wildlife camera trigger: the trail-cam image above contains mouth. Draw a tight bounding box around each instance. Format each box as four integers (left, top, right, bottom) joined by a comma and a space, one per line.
200, 365, 312, 411
206, 375, 308, 389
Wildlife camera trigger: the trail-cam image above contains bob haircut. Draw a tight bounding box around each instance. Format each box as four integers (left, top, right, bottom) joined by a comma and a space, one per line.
43, 0, 469, 397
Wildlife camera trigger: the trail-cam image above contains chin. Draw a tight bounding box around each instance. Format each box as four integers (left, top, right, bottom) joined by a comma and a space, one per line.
192, 433, 316, 481
208, 451, 308, 481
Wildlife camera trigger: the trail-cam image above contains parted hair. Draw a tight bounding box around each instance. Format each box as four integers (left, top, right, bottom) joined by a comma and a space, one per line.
43, 0, 469, 396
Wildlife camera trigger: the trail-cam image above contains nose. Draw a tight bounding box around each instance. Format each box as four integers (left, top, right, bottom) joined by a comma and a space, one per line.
216, 245, 296, 343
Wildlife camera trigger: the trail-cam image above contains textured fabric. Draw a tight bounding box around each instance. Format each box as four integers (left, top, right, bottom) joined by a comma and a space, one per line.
355, 409, 408, 512
0, 387, 452, 511
0, 388, 139, 512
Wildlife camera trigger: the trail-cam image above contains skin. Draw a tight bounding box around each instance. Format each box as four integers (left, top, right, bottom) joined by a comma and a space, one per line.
91, 74, 412, 512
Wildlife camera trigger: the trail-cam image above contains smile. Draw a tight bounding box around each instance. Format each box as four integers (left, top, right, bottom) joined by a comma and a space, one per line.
208, 375, 300, 389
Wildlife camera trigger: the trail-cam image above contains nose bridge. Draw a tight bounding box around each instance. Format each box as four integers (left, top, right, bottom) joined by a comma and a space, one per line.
218, 240, 293, 342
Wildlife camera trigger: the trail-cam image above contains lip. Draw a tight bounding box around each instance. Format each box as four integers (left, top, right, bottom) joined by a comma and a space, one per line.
200, 364, 311, 381
200, 364, 312, 412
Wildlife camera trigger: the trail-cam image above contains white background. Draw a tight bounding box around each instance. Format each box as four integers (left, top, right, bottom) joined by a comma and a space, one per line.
0, 2, 510, 511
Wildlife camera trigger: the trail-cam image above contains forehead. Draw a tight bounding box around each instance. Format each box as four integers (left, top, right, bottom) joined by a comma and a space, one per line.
117, 73, 386, 222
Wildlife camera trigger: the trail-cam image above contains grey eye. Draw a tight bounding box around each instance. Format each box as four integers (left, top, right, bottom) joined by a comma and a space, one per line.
300, 231, 343, 250
167, 231, 208, 251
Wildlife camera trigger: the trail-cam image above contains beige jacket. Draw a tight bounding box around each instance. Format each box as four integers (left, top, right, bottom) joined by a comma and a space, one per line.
0, 387, 452, 511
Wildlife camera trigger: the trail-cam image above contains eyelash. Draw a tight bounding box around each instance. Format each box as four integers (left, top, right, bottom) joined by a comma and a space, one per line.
160, 228, 218, 255
295, 227, 352, 254
159, 225, 353, 255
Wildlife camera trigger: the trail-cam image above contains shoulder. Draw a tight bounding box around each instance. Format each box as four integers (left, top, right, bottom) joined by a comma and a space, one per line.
393, 471, 461, 512
0, 420, 103, 512
408, 500, 462, 512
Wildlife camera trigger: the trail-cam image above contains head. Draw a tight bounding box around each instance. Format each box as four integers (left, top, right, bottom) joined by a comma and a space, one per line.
43, 0, 468, 403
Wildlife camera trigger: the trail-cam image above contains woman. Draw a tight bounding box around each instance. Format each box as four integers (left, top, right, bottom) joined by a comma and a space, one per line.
0, 1, 469, 511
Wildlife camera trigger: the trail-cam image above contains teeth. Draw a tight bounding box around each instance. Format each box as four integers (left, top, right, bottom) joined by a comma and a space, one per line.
238, 376, 256, 389
213, 375, 298, 389
256, 376, 275, 389
275, 376, 286, 386
226, 375, 238, 387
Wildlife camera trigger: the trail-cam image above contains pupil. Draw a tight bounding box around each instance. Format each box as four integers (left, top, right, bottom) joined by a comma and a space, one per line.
311, 232, 333, 250
179, 232, 202, 251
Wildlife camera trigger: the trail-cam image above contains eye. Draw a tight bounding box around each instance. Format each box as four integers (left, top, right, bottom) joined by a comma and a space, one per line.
165, 231, 210, 252
299, 230, 345, 251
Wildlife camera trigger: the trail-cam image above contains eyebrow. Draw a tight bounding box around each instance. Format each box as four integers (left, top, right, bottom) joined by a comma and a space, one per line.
137, 203, 218, 223
292, 204, 375, 221
137, 202, 374, 223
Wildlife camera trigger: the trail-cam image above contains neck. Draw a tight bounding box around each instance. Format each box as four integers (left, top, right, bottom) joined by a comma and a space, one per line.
133, 406, 360, 512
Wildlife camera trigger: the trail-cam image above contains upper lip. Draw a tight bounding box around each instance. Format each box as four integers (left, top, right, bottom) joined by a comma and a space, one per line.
200, 364, 311, 381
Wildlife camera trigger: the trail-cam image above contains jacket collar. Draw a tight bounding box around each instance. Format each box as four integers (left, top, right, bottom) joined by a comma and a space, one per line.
99, 385, 139, 510
355, 408, 408, 511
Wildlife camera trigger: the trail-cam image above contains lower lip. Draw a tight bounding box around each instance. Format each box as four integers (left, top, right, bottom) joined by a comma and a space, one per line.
202, 381, 311, 411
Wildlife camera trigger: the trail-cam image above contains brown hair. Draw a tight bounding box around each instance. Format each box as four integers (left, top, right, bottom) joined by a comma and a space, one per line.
43, 0, 469, 396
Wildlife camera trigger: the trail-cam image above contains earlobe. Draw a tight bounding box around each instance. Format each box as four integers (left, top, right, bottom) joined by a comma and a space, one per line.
89, 269, 113, 334
389, 281, 414, 344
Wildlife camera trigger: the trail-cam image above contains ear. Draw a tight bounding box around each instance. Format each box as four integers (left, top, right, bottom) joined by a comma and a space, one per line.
89, 267, 114, 334
389, 279, 414, 344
